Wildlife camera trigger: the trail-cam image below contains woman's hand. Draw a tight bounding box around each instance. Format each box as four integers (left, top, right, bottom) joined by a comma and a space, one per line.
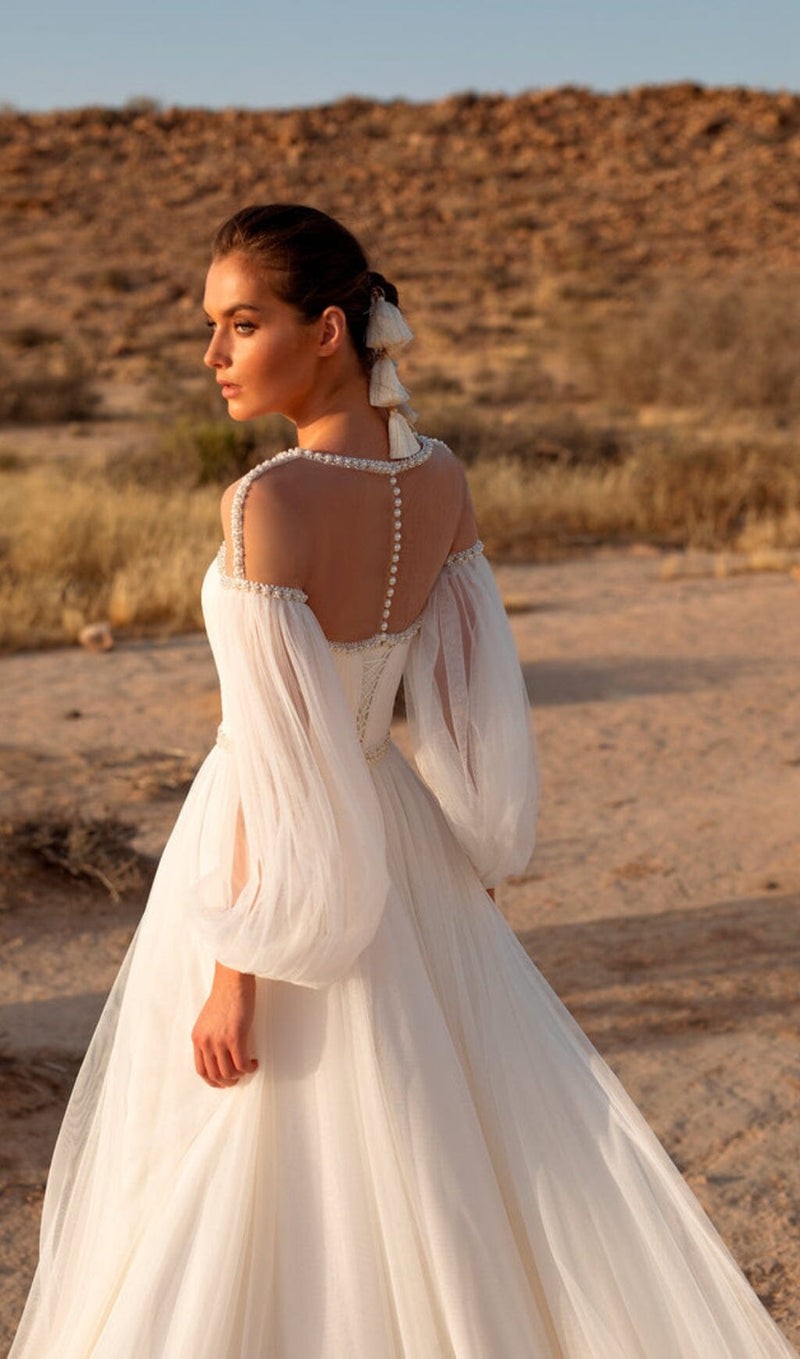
192, 962, 258, 1089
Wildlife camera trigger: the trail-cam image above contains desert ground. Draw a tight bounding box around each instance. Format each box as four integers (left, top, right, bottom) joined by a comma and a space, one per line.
2, 545, 799, 1349
2, 80, 800, 1351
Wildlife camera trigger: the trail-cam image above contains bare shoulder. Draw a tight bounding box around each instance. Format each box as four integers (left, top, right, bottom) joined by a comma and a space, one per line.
220, 461, 310, 587
425, 437, 478, 553
219, 478, 240, 540
425, 436, 464, 477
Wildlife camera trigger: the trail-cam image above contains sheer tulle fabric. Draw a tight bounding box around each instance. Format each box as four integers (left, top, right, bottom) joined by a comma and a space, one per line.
9, 544, 798, 1358
190, 584, 390, 987
405, 551, 540, 886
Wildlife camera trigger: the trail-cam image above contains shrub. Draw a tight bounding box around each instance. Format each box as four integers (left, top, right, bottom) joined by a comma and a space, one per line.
573, 279, 800, 415
0, 357, 97, 424
111, 413, 296, 489
419, 404, 625, 468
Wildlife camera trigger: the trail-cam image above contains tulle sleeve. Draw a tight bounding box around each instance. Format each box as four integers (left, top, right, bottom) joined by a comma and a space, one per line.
403, 543, 540, 888
189, 583, 391, 989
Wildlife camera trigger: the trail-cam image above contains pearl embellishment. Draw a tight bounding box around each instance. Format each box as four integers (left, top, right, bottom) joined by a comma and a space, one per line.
444, 539, 484, 570
223, 435, 440, 646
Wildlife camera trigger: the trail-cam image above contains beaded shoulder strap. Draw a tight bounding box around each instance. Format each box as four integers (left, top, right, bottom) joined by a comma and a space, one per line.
226, 453, 308, 602
444, 539, 484, 571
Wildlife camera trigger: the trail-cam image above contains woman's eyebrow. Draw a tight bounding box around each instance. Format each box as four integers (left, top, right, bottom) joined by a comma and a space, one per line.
203, 302, 263, 317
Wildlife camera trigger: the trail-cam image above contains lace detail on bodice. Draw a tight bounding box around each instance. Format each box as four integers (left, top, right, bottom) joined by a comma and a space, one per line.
355, 649, 395, 747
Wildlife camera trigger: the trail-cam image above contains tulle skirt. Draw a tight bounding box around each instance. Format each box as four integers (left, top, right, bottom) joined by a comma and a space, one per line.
10, 744, 797, 1357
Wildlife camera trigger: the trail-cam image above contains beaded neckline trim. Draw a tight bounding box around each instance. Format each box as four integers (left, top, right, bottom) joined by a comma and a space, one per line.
256, 435, 434, 477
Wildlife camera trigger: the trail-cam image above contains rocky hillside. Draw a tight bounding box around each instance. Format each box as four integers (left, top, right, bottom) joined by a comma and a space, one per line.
1, 83, 800, 400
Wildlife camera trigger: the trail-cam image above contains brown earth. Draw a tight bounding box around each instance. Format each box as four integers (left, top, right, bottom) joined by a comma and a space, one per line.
2, 549, 799, 1350
2, 83, 800, 407
2, 84, 800, 1352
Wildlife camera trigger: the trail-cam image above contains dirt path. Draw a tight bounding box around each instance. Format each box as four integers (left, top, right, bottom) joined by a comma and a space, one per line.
2, 547, 799, 1350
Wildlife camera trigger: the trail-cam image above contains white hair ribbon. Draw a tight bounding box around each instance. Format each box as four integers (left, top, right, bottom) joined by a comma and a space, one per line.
366, 295, 415, 355
369, 355, 410, 407
366, 291, 418, 459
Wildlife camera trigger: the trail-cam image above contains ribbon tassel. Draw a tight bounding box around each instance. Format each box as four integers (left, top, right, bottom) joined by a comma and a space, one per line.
366, 289, 418, 459
366, 297, 414, 355
369, 355, 410, 408
388, 409, 421, 460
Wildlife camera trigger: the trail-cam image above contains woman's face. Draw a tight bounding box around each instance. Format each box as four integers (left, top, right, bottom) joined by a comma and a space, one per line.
202, 253, 320, 422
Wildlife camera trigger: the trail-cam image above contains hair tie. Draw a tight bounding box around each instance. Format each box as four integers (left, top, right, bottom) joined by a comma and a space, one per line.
366, 289, 418, 459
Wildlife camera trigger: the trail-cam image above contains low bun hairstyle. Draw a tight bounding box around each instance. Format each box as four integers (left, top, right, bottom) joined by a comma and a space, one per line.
211, 205, 399, 373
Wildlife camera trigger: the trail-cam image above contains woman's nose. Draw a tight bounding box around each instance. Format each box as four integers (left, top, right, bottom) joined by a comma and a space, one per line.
203, 334, 227, 370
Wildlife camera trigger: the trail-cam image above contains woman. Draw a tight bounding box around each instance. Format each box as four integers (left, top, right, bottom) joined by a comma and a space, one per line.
11, 204, 797, 1357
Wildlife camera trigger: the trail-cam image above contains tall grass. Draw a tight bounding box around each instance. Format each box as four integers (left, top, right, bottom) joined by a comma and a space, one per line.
2, 433, 799, 650
0, 466, 219, 649
470, 442, 800, 555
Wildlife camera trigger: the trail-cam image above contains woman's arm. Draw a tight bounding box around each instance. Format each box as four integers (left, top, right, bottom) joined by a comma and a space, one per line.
192, 803, 258, 1089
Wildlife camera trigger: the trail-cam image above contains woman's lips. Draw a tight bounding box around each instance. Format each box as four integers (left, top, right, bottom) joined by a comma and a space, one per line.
219, 383, 241, 398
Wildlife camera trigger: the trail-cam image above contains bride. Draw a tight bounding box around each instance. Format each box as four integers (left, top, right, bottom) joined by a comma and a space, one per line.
10, 203, 797, 1357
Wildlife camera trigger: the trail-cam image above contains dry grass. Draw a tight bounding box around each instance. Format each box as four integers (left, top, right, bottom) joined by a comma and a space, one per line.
0, 465, 219, 649
2, 425, 800, 650
467, 441, 800, 557
568, 279, 800, 415
0, 812, 150, 901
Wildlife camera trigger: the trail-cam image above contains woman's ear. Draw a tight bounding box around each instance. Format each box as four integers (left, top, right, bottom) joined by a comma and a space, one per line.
317, 305, 348, 355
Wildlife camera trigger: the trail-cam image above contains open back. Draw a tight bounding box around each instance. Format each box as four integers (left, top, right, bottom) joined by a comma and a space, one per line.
216, 435, 483, 767
222, 435, 476, 646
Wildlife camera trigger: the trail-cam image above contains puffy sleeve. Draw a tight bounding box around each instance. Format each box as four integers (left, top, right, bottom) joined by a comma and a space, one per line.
189, 582, 391, 989
403, 543, 540, 888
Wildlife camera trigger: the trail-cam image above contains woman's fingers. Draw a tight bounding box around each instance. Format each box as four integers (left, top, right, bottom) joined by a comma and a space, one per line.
193, 1044, 208, 1082
191, 978, 259, 1086
193, 1040, 232, 1088
193, 1037, 257, 1088
230, 1038, 258, 1076
215, 1045, 239, 1082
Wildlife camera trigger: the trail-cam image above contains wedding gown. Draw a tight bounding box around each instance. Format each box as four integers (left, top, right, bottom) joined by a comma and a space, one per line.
10, 436, 797, 1358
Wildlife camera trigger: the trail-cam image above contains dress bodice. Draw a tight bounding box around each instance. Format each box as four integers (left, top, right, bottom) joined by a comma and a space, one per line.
203, 436, 460, 767
202, 544, 432, 766
327, 628, 418, 762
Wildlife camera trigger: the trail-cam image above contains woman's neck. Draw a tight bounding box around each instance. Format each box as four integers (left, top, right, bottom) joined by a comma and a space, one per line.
294, 404, 392, 462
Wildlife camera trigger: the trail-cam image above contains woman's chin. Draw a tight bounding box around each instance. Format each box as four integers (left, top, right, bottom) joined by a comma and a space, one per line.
222, 398, 252, 422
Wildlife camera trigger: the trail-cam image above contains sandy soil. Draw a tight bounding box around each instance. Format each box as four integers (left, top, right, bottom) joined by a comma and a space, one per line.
2, 547, 799, 1351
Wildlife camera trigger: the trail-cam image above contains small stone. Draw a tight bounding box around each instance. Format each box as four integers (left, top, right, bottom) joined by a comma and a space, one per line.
78, 621, 114, 652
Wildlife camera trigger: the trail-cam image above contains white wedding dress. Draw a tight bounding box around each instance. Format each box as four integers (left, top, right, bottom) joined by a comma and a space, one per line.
10, 437, 797, 1358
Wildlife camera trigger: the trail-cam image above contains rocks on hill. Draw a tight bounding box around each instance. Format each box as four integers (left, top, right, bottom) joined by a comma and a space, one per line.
1, 84, 799, 389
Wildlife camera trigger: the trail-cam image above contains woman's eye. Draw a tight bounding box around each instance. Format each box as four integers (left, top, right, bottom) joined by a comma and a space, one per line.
203, 318, 254, 334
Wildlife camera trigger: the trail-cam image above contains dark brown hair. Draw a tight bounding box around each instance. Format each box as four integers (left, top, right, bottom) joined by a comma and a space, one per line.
211, 204, 398, 372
